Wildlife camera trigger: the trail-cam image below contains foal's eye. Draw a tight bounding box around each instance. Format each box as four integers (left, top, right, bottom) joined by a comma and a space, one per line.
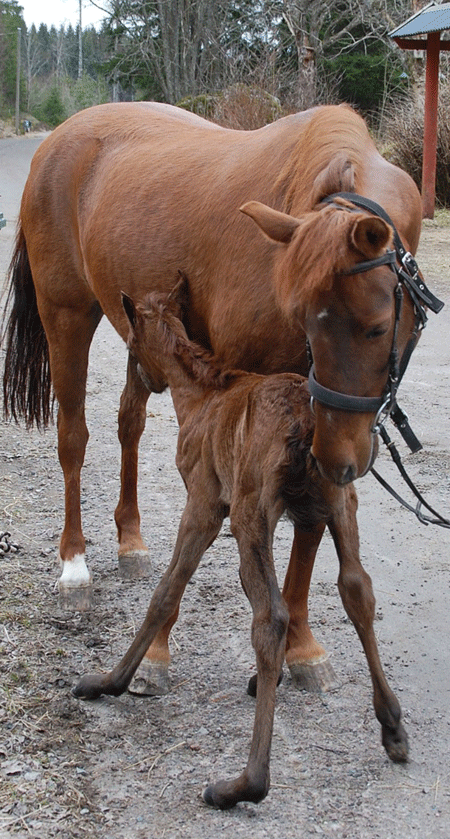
366, 326, 388, 339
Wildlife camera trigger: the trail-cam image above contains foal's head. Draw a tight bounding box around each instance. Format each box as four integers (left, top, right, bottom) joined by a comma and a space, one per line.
122, 277, 189, 393
122, 275, 240, 395
241, 199, 417, 486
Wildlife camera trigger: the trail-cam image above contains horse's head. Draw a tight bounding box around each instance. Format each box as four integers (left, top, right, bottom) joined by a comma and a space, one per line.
241, 198, 420, 486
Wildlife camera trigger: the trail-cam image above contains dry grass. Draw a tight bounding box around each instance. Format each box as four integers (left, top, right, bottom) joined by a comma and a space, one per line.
381, 80, 450, 208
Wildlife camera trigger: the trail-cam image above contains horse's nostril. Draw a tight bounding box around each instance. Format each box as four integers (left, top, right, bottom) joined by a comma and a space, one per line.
338, 464, 357, 485
311, 452, 357, 485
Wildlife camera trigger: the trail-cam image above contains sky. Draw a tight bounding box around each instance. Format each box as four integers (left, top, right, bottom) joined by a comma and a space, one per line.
19, 0, 107, 30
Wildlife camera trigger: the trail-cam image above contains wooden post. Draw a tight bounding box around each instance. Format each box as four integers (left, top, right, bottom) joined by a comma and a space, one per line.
422, 30, 441, 219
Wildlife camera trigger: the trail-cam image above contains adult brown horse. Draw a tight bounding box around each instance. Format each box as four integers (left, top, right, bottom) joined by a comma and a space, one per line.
3, 101, 422, 697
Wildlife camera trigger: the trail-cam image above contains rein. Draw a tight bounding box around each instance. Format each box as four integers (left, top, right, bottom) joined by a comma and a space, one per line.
308, 192, 449, 527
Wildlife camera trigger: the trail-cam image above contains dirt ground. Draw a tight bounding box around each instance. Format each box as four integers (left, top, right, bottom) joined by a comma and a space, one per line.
0, 133, 449, 839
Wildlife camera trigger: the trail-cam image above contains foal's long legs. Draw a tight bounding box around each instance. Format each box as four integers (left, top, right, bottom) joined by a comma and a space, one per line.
114, 353, 152, 578
73, 492, 224, 699
141, 522, 335, 700
327, 483, 408, 762
203, 503, 289, 809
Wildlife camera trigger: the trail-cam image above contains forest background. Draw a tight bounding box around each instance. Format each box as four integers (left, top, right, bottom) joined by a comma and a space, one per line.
0, 0, 449, 206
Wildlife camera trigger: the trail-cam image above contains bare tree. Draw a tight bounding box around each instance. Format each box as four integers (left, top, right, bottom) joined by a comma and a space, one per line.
278, 0, 414, 108
23, 26, 48, 110
97, 0, 416, 107
102, 0, 232, 103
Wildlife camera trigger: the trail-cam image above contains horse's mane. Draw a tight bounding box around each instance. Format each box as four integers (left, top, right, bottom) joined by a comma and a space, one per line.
276, 105, 372, 213
141, 293, 243, 392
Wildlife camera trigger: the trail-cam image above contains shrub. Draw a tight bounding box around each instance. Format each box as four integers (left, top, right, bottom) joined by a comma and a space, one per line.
381, 80, 450, 207
178, 84, 283, 130
322, 52, 407, 113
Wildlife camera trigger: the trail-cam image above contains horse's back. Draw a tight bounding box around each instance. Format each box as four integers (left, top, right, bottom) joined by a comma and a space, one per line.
18, 101, 422, 364
20, 102, 306, 348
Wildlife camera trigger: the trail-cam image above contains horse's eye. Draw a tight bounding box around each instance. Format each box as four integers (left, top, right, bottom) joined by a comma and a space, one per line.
366, 326, 388, 339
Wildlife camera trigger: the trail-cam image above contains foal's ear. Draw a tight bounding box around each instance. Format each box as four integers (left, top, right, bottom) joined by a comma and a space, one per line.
351, 216, 393, 259
121, 292, 138, 329
240, 201, 300, 244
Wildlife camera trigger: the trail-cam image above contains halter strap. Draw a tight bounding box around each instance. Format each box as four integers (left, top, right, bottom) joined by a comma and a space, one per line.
308, 365, 385, 413
343, 250, 397, 276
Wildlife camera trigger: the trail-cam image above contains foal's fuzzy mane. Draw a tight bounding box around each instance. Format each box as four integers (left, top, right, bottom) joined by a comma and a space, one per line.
141, 294, 243, 392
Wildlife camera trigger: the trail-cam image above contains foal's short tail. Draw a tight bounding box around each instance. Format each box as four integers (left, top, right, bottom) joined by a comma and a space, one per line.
2, 226, 53, 428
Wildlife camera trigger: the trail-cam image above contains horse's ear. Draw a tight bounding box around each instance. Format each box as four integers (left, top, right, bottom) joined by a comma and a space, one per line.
351, 216, 393, 259
311, 154, 355, 204
121, 292, 137, 329
240, 201, 300, 244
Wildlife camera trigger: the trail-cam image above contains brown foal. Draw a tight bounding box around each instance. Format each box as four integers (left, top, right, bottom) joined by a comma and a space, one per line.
73, 278, 407, 809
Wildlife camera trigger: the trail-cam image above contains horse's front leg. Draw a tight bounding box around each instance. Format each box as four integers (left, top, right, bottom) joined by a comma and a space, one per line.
115, 353, 152, 578
327, 483, 408, 762
127, 608, 179, 696
203, 502, 289, 809
281, 525, 337, 692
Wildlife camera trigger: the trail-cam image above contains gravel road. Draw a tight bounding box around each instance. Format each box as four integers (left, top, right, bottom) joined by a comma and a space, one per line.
1, 131, 449, 839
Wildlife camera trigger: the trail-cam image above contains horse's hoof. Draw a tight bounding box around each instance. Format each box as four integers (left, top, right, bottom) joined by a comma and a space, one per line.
118, 550, 152, 579
127, 659, 170, 696
288, 654, 337, 693
58, 583, 93, 612
382, 723, 409, 763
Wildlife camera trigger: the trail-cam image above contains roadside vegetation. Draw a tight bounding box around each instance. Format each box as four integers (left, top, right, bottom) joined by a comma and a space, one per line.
0, 0, 449, 206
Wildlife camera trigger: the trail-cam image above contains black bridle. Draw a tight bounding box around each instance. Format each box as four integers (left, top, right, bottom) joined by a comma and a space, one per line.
307, 193, 450, 528
308, 193, 444, 452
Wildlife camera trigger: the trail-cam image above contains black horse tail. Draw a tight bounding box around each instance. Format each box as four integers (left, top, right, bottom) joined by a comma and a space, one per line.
2, 226, 53, 428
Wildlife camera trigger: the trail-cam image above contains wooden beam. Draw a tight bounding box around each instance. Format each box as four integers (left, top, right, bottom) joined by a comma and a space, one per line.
393, 37, 450, 51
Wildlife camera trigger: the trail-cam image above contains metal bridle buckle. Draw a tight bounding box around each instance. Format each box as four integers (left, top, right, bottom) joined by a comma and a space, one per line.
371, 395, 391, 435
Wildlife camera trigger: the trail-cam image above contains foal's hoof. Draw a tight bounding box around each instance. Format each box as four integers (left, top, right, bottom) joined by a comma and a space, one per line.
202, 775, 268, 809
58, 582, 93, 612
118, 550, 152, 579
383, 722, 409, 763
247, 671, 283, 698
288, 654, 337, 693
128, 659, 170, 696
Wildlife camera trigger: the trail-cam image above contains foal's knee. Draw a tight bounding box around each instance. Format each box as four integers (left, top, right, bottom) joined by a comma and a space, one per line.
252, 596, 289, 668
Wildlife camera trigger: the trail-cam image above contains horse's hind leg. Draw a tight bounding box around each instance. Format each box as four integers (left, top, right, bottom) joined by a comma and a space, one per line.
282, 525, 337, 692
115, 353, 152, 578
41, 300, 102, 610
328, 484, 408, 762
